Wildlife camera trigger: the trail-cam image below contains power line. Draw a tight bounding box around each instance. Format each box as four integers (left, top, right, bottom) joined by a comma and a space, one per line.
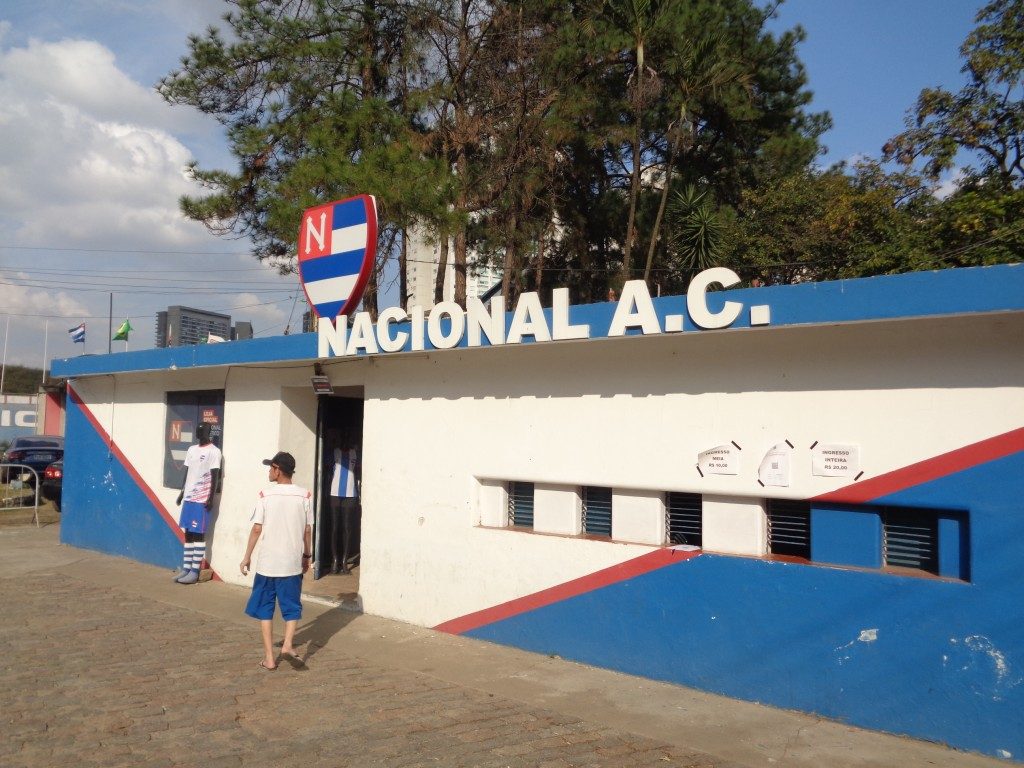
0, 245, 253, 256
0, 264, 288, 275
0, 278, 293, 295
0, 295, 299, 322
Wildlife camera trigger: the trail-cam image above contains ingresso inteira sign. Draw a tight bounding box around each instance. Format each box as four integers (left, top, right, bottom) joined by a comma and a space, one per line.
317, 267, 771, 360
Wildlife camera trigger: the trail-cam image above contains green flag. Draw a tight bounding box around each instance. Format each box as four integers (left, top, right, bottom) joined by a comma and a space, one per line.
112, 319, 133, 341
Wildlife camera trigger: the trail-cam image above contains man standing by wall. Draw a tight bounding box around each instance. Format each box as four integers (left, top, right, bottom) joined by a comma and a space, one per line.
174, 422, 221, 584
328, 432, 360, 574
240, 451, 312, 670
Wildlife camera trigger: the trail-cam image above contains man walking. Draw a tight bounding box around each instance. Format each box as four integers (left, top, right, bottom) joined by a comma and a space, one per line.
240, 451, 312, 670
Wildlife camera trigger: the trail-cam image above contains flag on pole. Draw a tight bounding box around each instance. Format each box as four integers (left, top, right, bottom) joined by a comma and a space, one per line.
112, 319, 133, 341
68, 323, 86, 344
207, 333, 226, 344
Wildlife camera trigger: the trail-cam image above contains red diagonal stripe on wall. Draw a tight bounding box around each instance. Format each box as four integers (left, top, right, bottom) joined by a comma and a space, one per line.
812, 426, 1024, 504
68, 383, 184, 543
434, 547, 700, 635
436, 427, 1024, 637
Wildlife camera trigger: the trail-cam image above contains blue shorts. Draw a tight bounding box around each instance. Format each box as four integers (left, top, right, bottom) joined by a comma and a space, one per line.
178, 500, 208, 534
245, 573, 303, 621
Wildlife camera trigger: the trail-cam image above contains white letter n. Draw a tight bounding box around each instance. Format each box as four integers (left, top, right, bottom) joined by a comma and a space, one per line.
304, 212, 327, 255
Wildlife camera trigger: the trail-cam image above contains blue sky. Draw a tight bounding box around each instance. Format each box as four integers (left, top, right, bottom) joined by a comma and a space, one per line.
0, 0, 984, 368
768, 0, 978, 166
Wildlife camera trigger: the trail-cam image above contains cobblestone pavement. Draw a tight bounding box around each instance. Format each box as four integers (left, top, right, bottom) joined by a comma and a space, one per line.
0, 574, 735, 768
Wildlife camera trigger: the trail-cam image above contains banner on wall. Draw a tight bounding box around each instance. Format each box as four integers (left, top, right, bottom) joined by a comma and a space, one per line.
697, 444, 739, 475
758, 442, 792, 487
163, 390, 225, 488
811, 444, 860, 477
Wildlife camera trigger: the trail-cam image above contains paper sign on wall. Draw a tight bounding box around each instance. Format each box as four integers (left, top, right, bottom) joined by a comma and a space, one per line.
698, 445, 739, 475
811, 444, 860, 477
758, 442, 791, 487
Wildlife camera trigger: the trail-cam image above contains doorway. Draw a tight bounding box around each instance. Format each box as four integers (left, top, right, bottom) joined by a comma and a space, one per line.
309, 393, 363, 604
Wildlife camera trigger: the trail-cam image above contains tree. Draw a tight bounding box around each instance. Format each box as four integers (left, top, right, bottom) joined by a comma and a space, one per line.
884, 0, 1024, 188
926, 181, 1024, 267
0, 366, 45, 395
720, 161, 933, 284
159, 0, 449, 317
542, 0, 827, 300
162, 0, 825, 310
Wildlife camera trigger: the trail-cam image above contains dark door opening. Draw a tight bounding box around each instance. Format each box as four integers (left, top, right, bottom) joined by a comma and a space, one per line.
313, 395, 363, 588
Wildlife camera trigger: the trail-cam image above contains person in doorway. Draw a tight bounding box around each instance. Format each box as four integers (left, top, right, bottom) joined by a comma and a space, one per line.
328, 434, 360, 574
174, 422, 221, 584
240, 451, 312, 670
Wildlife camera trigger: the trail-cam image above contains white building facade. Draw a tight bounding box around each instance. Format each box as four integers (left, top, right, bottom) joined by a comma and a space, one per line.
52, 265, 1024, 761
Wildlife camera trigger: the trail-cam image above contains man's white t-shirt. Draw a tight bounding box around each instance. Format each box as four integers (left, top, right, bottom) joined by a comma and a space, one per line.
251, 484, 313, 577
183, 443, 222, 503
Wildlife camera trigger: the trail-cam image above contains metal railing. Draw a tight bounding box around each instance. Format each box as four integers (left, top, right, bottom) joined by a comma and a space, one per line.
0, 464, 42, 528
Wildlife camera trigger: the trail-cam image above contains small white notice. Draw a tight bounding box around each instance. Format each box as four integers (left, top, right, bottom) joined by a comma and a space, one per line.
758, 442, 791, 487
698, 445, 739, 475
812, 444, 860, 477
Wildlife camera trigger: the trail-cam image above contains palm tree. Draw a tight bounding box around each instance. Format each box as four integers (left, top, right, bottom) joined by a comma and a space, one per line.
643, 33, 750, 284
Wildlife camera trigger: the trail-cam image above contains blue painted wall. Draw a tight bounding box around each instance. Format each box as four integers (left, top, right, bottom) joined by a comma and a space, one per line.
466, 452, 1024, 759
811, 504, 882, 568
60, 397, 181, 569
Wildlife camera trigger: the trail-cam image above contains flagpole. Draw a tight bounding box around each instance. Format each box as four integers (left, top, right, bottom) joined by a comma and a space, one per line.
108, 293, 113, 355
0, 315, 8, 395
41, 320, 49, 386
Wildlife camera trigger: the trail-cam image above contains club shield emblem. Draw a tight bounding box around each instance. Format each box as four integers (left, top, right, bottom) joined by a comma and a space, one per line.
298, 194, 378, 318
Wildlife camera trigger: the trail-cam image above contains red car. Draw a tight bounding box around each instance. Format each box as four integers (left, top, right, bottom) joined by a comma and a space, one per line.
41, 461, 63, 511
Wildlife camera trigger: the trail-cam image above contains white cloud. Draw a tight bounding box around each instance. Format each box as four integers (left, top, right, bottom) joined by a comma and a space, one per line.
933, 168, 967, 200
0, 29, 296, 367
230, 292, 292, 336
0, 278, 90, 320
0, 36, 221, 251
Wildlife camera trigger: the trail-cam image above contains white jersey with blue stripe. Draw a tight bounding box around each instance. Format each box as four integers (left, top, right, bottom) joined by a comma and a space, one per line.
330, 448, 358, 498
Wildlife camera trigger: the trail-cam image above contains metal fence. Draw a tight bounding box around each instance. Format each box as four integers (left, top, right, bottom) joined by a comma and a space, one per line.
0, 464, 42, 528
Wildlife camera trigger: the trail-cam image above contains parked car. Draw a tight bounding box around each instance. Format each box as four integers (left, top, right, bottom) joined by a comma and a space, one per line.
41, 460, 63, 511
1, 435, 64, 485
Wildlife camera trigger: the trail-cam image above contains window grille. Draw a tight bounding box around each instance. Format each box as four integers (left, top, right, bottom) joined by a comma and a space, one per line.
767, 499, 811, 558
666, 492, 702, 546
582, 486, 613, 536
883, 508, 938, 574
507, 481, 534, 529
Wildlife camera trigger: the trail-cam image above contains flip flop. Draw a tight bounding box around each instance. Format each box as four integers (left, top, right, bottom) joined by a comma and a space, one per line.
259, 660, 277, 671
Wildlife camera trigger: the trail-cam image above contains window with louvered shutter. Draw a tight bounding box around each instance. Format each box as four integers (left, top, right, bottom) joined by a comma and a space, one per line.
582, 486, 612, 536
883, 507, 938, 574
666, 492, 702, 546
507, 481, 534, 529
767, 499, 811, 558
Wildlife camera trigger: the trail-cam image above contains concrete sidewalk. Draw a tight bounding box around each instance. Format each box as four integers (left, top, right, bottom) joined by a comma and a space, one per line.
0, 524, 1004, 768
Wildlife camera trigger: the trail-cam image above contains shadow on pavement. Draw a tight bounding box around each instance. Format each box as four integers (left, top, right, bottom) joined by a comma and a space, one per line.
286, 606, 360, 669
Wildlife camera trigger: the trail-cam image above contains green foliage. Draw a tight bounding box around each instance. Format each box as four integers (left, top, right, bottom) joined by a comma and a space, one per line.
159, 0, 452, 314
2, 366, 46, 395
719, 162, 935, 284
665, 185, 723, 276
884, 0, 1024, 187
162, 0, 825, 307
925, 180, 1024, 267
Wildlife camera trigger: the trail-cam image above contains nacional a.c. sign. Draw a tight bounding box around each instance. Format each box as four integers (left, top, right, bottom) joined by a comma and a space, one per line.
317, 267, 772, 359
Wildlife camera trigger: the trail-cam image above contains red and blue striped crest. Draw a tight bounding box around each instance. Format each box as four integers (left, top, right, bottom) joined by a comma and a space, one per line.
297, 194, 378, 318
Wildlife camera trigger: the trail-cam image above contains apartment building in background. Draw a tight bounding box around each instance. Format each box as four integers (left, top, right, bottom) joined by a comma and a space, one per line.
156, 306, 251, 347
